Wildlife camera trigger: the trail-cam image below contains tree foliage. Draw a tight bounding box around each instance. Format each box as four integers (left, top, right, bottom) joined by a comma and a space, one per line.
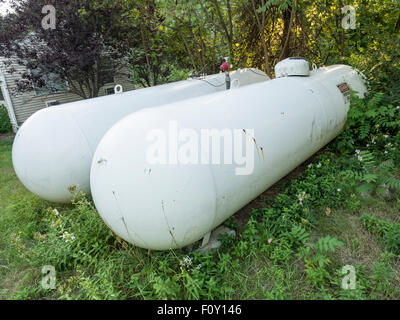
0, 0, 399, 95
0, 0, 133, 98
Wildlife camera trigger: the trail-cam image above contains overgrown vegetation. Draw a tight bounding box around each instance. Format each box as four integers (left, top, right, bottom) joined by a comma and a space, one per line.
0, 104, 12, 134
1, 1, 399, 92
1, 87, 399, 299
0, 0, 399, 300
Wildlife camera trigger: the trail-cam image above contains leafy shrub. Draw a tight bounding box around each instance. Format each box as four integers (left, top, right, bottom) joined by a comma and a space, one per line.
298, 236, 344, 289
330, 91, 400, 198
360, 214, 400, 255
341, 151, 400, 196
334, 92, 400, 155
18, 194, 116, 273
0, 104, 12, 134
370, 262, 395, 297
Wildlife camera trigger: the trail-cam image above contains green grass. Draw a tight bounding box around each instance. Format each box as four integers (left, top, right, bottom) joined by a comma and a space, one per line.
0, 129, 399, 299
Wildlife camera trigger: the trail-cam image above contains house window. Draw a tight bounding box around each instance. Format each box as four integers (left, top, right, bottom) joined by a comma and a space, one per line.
32, 69, 69, 96
45, 100, 60, 107
104, 87, 115, 95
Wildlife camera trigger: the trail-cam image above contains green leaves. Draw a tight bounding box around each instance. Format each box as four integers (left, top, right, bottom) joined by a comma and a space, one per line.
360, 214, 400, 255
312, 236, 344, 255
284, 224, 310, 247
257, 0, 294, 13
384, 176, 400, 190
0, 104, 12, 134
334, 89, 400, 197
298, 236, 343, 289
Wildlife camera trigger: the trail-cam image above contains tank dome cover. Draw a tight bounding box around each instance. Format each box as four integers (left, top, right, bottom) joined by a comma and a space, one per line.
275, 57, 310, 78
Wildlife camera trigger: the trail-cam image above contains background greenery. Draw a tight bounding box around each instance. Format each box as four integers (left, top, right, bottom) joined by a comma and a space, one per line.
0, 104, 12, 134
1, 0, 399, 94
1, 90, 400, 299
0, 0, 399, 300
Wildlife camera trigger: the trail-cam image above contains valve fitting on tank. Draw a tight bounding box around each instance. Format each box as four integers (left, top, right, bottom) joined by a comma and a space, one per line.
220, 57, 231, 90
275, 57, 310, 78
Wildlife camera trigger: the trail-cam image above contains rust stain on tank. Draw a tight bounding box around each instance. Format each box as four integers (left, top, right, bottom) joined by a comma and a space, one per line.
309, 118, 316, 141
253, 137, 261, 159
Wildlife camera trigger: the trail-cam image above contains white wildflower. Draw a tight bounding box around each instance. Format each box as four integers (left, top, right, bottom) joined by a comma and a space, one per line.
60, 231, 75, 243
180, 256, 193, 268
316, 163, 322, 168
184, 256, 192, 265
297, 191, 308, 205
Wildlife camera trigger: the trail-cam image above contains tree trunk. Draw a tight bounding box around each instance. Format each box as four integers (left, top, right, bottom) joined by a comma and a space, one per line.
139, 22, 153, 86
211, 0, 234, 59
250, 0, 271, 77
278, 0, 297, 61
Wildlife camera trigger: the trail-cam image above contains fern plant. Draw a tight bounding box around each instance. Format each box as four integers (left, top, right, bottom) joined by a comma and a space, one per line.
340, 149, 400, 196
335, 91, 400, 156
298, 236, 344, 289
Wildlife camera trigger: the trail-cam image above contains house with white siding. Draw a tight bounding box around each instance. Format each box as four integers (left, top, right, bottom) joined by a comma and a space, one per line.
0, 57, 136, 132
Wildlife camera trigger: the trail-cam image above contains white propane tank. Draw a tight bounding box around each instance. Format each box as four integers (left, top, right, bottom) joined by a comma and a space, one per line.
12, 68, 268, 203
90, 62, 367, 250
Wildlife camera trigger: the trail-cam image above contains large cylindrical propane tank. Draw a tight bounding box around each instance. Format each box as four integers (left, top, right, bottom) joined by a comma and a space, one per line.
90, 61, 367, 251
12, 68, 268, 203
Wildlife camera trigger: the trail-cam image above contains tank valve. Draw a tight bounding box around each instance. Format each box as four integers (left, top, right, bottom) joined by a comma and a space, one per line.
220, 57, 231, 90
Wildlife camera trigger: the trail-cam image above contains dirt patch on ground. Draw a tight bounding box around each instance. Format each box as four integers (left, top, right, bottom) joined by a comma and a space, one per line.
337, 214, 384, 269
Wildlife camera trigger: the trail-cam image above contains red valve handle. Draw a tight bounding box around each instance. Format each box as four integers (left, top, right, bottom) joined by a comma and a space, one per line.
220, 61, 230, 72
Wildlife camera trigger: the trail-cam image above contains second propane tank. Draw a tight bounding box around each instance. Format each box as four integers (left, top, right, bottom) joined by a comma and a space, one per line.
12, 68, 268, 203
